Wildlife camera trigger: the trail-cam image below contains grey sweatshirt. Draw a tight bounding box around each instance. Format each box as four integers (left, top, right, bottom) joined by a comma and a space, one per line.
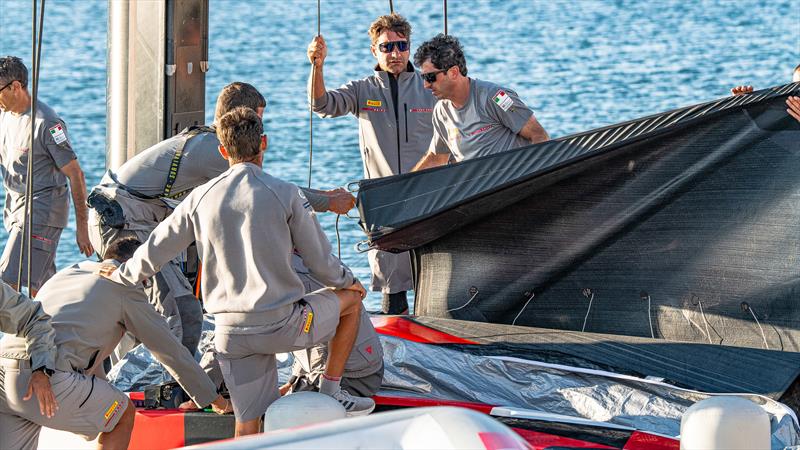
312, 63, 435, 178
111, 163, 354, 331
0, 282, 55, 372
0, 260, 218, 406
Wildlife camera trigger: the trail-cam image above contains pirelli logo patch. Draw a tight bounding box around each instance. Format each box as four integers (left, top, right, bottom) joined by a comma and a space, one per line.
366, 99, 382, 107
104, 400, 121, 425
303, 311, 314, 334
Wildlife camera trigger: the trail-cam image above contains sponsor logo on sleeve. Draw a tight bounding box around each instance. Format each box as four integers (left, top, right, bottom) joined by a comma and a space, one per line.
492, 90, 514, 112
104, 400, 121, 425
409, 107, 433, 113
302, 309, 314, 334
366, 100, 382, 107
48, 123, 69, 146
298, 190, 314, 216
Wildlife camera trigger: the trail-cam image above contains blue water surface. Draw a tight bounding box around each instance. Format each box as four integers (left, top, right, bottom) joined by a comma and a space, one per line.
0, 0, 798, 309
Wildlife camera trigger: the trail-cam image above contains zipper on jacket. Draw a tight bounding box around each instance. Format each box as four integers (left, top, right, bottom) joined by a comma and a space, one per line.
404, 103, 409, 143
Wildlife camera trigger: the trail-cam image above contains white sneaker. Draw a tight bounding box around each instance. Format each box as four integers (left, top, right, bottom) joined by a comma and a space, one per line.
331, 389, 375, 417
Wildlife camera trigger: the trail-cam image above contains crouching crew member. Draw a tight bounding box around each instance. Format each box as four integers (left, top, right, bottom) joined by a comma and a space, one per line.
282, 254, 384, 398
0, 237, 229, 450
103, 106, 373, 437
87, 82, 354, 358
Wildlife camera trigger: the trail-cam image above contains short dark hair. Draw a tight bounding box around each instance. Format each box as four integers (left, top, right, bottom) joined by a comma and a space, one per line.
414, 34, 467, 76
104, 237, 142, 262
368, 13, 412, 44
214, 82, 266, 123
217, 106, 263, 163
0, 56, 28, 88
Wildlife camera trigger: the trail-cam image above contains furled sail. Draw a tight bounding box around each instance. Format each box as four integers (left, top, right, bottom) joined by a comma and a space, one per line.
357, 83, 800, 351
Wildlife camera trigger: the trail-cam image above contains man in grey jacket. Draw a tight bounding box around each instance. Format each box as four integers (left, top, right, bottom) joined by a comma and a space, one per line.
307, 13, 436, 314
0, 56, 93, 296
88, 82, 355, 358
103, 106, 373, 436
411, 34, 550, 170
0, 237, 229, 450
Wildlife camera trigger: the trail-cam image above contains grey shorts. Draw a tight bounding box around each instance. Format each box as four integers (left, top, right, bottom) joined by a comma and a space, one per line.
214, 291, 340, 422
0, 225, 62, 291
0, 359, 129, 449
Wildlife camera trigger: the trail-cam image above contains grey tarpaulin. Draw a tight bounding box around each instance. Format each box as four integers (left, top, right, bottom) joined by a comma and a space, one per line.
356, 83, 800, 352
377, 335, 800, 449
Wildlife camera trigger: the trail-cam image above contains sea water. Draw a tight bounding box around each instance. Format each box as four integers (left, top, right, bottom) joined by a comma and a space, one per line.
0, 0, 798, 309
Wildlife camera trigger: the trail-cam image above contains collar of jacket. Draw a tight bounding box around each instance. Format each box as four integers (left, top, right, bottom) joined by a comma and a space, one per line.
373, 62, 417, 86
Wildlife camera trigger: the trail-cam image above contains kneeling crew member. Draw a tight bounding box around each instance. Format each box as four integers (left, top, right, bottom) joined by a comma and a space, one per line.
0, 237, 229, 450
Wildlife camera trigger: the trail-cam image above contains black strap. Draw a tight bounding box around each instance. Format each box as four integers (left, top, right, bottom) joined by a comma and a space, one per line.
162, 125, 215, 199
105, 125, 215, 201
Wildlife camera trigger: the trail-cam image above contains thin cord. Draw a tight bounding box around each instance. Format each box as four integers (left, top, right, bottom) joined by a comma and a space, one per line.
581, 292, 594, 332
335, 214, 341, 260
447, 288, 478, 313
512, 292, 535, 326
646, 295, 654, 339
308, 0, 320, 188
389, 0, 394, 14
697, 300, 713, 344
747, 306, 770, 350
443, 0, 448, 35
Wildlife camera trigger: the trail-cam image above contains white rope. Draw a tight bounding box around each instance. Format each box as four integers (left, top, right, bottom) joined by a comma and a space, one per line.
646, 295, 654, 339
447, 288, 479, 313
697, 300, 714, 344
512, 292, 535, 326
581, 292, 594, 332
746, 306, 770, 350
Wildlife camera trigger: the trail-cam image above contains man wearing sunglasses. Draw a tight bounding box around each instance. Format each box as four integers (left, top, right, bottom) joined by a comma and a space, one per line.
411, 34, 550, 171
307, 14, 436, 315
0, 56, 94, 296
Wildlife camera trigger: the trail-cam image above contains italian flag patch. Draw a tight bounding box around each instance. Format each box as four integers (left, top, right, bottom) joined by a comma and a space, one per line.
492, 90, 514, 111
48, 123, 68, 145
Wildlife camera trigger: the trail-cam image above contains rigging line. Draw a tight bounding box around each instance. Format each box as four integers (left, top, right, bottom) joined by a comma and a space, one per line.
511, 292, 535, 326
443, 0, 448, 35
446, 287, 478, 313
581, 292, 594, 332
308, 0, 320, 188
697, 300, 714, 344
335, 214, 341, 260
19, 0, 45, 294
646, 295, 654, 339
389, 0, 394, 14
746, 305, 770, 350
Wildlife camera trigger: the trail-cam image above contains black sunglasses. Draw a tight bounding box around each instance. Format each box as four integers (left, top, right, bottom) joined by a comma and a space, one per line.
377, 40, 409, 53
0, 79, 17, 93
421, 69, 448, 83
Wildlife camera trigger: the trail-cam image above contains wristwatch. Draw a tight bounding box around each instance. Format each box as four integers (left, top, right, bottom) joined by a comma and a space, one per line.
33, 366, 55, 377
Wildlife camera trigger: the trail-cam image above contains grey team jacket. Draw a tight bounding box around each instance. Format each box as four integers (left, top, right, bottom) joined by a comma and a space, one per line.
0, 260, 218, 407
312, 63, 436, 178
111, 163, 354, 331
0, 282, 55, 372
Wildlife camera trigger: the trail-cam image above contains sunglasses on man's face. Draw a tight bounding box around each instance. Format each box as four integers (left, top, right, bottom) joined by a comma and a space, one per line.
377, 40, 409, 53
421, 69, 448, 83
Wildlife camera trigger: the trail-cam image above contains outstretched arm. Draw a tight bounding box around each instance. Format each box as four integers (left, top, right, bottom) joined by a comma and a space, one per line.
412, 151, 450, 172
59, 159, 93, 257
518, 116, 550, 145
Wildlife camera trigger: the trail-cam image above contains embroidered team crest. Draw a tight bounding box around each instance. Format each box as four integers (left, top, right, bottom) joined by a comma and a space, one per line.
48, 123, 68, 145
366, 100, 382, 107
492, 90, 514, 111
298, 190, 314, 215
